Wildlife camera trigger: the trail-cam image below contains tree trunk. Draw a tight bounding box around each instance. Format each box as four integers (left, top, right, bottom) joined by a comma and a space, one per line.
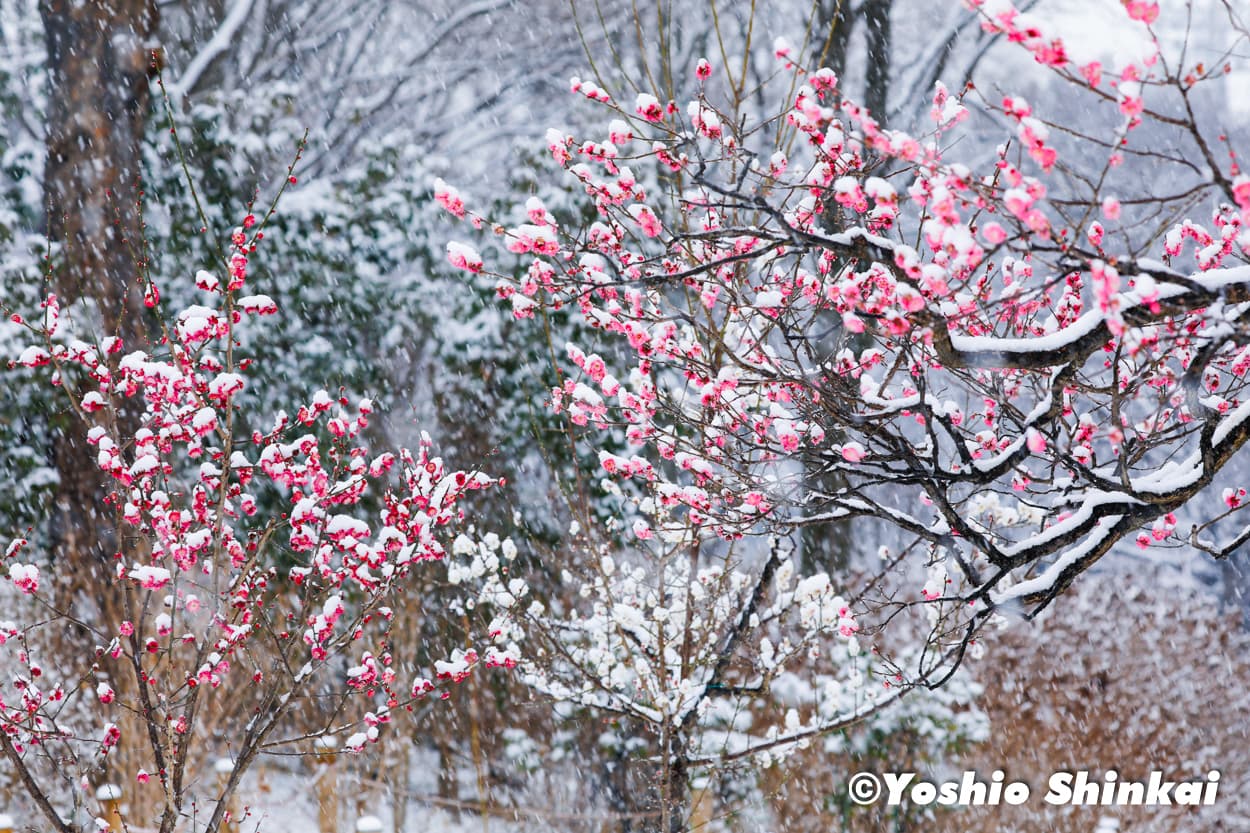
862, 0, 893, 124
816, 0, 852, 81
39, 0, 159, 822
39, 0, 157, 605
437, 734, 459, 817
41, 0, 155, 330
658, 748, 690, 833
392, 744, 410, 833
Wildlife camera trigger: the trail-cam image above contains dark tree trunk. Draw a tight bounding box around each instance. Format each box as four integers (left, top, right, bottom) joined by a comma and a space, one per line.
817, 0, 853, 81
40, 0, 158, 586
591, 729, 676, 833
39, 0, 159, 822
815, 0, 892, 124
863, 0, 892, 124
41, 0, 156, 327
660, 752, 690, 833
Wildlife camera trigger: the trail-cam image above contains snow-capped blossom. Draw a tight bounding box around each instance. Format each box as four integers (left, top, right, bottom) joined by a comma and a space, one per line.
541, 131, 571, 169
511, 294, 538, 319
1151, 513, 1177, 541
9, 563, 38, 594
755, 289, 784, 312
177, 305, 226, 344
607, 120, 632, 146
1119, 78, 1144, 119
237, 294, 278, 315
1017, 117, 1056, 170
191, 407, 218, 437
687, 101, 723, 140
484, 647, 519, 670
635, 93, 663, 122
1091, 260, 1123, 334
628, 204, 663, 237
15, 345, 50, 367
840, 442, 867, 463
343, 731, 374, 752
921, 561, 948, 601
101, 724, 121, 754
1101, 196, 1122, 220
446, 241, 483, 273
525, 196, 550, 226
864, 176, 897, 208
1026, 428, 1047, 453
1002, 94, 1031, 119
1088, 221, 1105, 246
39, 292, 60, 336
570, 76, 612, 103
228, 250, 248, 291
696, 58, 712, 80
128, 565, 172, 590
1132, 272, 1160, 312
779, 421, 806, 452
506, 224, 559, 255
598, 450, 626, 474
96, 683, 115, 704
208, 372, 245, 402
930, 82, 967, 127
833, 177, 867, 213
195, 270, 221, 292
1234, 175, 1250, 211
433, 178, 466, 217
435, 648, 479, 683
1004, 188, 1034, 218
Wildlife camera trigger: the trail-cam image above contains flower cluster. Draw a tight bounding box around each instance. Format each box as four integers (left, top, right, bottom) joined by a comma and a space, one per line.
2, 211, 522, 783
439, 0, 1250, 630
